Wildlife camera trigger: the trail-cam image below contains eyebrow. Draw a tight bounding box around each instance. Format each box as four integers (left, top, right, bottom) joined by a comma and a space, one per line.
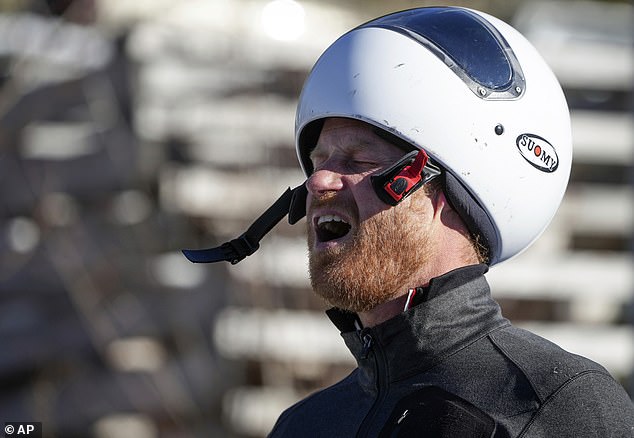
309, 141, 375, 163
311, 136, 415, 170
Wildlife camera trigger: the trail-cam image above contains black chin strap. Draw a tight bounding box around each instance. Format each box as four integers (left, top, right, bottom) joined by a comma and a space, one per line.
182, 183, 307, 264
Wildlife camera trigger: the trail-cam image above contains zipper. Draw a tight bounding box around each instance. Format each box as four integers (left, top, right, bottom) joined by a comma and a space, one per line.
361, 333, 373, 359
356, 329, 389, 438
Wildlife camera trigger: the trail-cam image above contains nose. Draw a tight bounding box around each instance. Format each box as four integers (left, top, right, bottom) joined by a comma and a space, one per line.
306, 166, 345, 197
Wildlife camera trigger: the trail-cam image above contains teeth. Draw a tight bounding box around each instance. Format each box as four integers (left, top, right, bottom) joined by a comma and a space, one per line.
315, 214, 352, 242
317, 215, 348, 226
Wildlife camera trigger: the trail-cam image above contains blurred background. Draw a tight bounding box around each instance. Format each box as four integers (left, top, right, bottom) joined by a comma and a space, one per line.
0, 0, 631, 436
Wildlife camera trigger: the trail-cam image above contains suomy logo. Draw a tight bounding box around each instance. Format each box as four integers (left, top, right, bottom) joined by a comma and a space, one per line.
516, 134, 559, 173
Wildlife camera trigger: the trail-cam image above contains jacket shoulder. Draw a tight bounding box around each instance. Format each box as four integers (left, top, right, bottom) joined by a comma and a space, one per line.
489, 326, 634, 436
489, 325, 610, 402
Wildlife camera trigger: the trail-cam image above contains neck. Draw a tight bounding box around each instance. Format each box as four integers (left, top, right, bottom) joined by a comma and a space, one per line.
357, 256, 474, 328
358, 294, 410, 327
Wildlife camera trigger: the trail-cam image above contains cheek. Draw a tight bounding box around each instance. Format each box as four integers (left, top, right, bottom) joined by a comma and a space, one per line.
352, 177, 390, 220
374, 190, 435, 234
402, 189, 433, 216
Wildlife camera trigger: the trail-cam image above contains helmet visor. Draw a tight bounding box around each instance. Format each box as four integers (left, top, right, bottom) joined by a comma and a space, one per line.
361, 7, 525, 99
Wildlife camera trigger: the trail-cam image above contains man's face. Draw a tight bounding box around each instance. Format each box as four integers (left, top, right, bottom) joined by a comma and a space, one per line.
306, 118, 435, 312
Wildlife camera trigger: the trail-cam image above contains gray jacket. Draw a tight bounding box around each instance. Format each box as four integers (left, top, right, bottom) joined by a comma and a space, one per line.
269, 265, 634, 437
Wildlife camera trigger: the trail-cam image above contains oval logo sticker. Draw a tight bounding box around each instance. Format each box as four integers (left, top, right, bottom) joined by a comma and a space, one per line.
516, 134, 559, 173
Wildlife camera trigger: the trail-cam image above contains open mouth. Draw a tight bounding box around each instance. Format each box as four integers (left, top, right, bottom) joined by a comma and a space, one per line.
315, 215, 352, 242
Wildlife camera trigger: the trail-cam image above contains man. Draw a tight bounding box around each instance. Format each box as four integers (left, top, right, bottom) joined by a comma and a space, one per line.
184, 6, 634, 437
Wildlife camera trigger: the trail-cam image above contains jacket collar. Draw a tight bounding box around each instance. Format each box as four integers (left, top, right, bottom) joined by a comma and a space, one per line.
326, 264, 509, 383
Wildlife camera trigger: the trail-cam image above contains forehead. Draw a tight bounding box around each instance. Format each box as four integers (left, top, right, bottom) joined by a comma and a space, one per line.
312, 118, 406, 158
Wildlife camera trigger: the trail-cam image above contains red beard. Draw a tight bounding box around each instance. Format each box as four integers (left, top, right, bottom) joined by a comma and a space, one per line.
307, 191, 433, 313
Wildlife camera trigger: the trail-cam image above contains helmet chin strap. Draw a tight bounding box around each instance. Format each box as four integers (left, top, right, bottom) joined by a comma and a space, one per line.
182, 150, 436, 264
182, 183, 307, 264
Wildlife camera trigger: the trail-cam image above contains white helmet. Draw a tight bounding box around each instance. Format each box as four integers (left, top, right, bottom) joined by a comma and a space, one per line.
295, 7, 572, 265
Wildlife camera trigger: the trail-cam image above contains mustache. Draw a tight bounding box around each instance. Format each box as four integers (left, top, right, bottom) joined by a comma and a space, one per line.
308, 192, 358, 220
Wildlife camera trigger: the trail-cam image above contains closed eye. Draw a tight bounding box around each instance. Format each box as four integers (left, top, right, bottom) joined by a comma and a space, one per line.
353, 160, 378, 167
349, 159, 381, 171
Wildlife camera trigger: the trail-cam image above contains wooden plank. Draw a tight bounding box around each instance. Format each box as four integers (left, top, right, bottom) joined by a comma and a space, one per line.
557, 185, 633, 234
571, 111, 633, 163
488, 252, 633, 302
159, 165, 303, 220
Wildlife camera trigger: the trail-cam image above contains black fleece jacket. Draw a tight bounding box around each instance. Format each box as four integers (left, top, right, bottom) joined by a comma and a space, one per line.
269, 265, 634, 437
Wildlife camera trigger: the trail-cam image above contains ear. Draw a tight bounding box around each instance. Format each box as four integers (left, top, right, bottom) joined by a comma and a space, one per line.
432, 190, 466, 230
430, 189, 449, 220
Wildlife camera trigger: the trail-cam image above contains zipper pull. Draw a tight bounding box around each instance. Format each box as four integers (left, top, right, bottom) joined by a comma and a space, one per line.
360, 333, 373, 359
